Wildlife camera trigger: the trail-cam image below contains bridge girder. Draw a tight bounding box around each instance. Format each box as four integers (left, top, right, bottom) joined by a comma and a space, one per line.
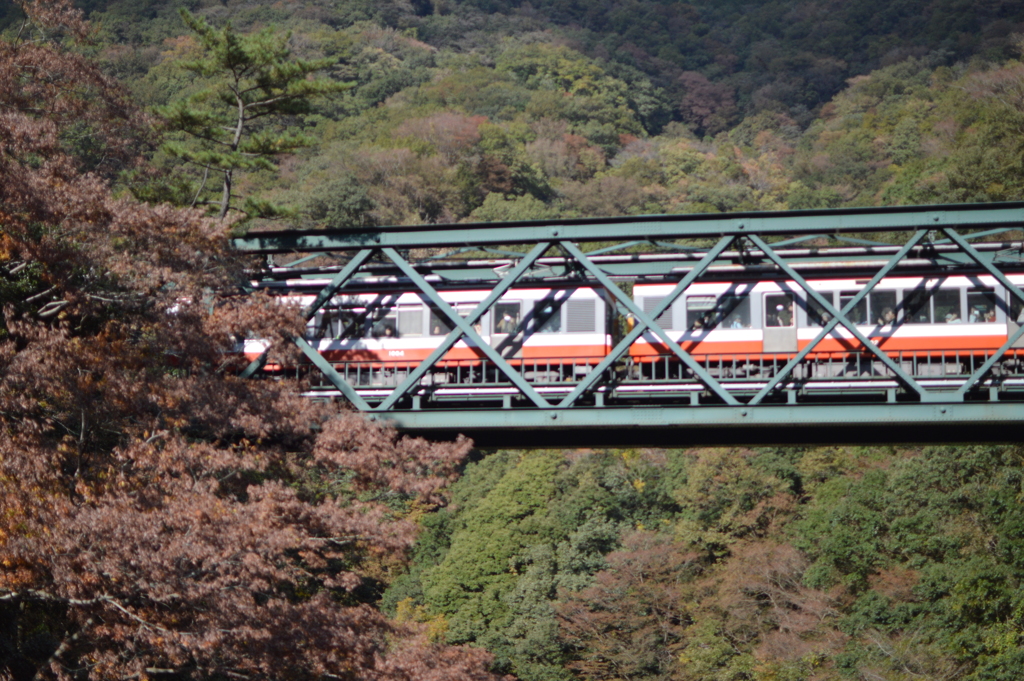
231, 202, 1024, 446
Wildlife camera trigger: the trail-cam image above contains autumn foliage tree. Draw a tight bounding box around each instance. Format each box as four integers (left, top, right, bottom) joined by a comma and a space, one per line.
676, 71, 738, 137
0, 2, 498, 680
556, 532, 697, 681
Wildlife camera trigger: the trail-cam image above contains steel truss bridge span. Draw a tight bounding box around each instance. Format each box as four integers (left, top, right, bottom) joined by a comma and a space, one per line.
233, 202, 1024, 447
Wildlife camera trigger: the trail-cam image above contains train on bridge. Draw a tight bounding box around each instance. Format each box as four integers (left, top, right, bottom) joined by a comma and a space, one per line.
231, 202, 1024, 444
244, 270, 1024, 405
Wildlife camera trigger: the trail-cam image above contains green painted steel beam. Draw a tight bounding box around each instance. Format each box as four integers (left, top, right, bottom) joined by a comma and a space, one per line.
232, 203, 1024, 253
558, 235, 737, 407
372, 402, 1024, 447
280, 252, 997, 285
375, 242, 552, 411
560, 240, 741, 405
747, 234, 931, 399
381, 247, 554, 409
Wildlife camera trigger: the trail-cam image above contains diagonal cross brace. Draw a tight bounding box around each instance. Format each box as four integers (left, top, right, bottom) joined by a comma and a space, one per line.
294, 336, 371, 411
943, 228, 1024, 396
241, 249, 375, 379
943, 228, 1024, 306
301, 249, 375, 320
559, 241, 741, 406
747, 230, 931, 405
955, 325, 1024, 398
375, 242, 552, 411
747, 234, 931, 400
382, 247, 552, 409
932, 227, 1018, 245
558, 236, 737, 407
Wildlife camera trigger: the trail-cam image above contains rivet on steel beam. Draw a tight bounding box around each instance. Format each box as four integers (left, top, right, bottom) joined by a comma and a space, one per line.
550, 411, 558, 420
940, 407, 947, 414
368, 414, 377, 421
741, 410, 748, 416
552, 228, 560, 236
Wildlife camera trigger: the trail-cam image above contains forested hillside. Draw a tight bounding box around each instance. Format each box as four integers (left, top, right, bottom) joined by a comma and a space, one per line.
7, 0, 1024, 226
2, 0, 1024, 679
385, 445, 1024, 680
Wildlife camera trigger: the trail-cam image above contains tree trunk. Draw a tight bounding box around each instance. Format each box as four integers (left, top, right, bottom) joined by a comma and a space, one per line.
0, 602, 33, 681
219, 168, 232, 220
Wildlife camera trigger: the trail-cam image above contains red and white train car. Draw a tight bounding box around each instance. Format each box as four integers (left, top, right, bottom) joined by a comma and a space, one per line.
247, 286, 613, 377
631, 274, 1024, 361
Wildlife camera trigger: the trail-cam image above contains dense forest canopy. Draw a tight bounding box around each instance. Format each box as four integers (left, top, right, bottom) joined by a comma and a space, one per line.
2, 0, 1024, 679
11, 0, 1017, 226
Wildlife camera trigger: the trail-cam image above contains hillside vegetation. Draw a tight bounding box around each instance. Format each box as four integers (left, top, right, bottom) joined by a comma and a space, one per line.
2, 0, 1024, 679
386, 445, 1024, 681
21, 0, 1024, 227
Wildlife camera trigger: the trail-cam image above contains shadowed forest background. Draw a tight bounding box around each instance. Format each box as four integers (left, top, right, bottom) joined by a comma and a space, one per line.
2, 0, 1024, 679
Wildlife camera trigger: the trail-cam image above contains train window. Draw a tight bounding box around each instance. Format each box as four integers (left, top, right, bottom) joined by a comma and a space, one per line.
806, 293, 833, 326
310, 311, 333, 339
494, 302, 521, 334
566, 299, 596, 332
720, 296, 751, 329
967, 289, 997, 323
905, 288, 963, 324
870, 291, 897, 325
642, 297, 673, 330
765, 293, 794, 327
903, 289, 932, 324
398, 305, 423, 337
429, 304, 483, 335
460, 304, 485, 335
1011, 293, 1024, 323
429, 307, 451, 335
839, 292, 869, 324
934, 289, 961, 323
311, 309, 354, 339
371, 309, 398, 338
686, 296, 717, 330
533, 300, 562, 333
687, 295, 750, 330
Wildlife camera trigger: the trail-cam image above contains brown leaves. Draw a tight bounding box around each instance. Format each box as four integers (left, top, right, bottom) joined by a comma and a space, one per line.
315, 414, 472, 502
557, 531, 699, 681
678, 71, 739, 135
15, 0, 91, 43
394, 113, 486, 165
714, 541, 841, 656
1, 417, 491, 680
0, 6, 497, 680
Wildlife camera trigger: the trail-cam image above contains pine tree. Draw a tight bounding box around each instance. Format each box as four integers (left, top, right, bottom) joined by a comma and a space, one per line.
159, 10, 348, 221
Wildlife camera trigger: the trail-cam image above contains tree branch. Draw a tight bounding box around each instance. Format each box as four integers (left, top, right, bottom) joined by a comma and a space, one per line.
31, 617, 95, 681
23, 285, 57, 304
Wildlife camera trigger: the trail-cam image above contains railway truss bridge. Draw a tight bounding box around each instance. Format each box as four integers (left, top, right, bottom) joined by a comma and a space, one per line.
233, 202, 1024, 447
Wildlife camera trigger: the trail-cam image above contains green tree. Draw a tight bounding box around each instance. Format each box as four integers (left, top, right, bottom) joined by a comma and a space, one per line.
305, 174, 378, 229
469, 193, 560, 222
159, 10, 348, 220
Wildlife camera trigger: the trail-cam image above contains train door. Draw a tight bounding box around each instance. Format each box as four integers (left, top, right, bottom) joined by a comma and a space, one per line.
1007, 286, 1024, 348
763, 292, 797, 352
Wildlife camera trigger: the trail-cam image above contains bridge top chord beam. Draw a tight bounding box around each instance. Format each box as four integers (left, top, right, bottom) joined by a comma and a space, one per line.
232, 202, 1024, 253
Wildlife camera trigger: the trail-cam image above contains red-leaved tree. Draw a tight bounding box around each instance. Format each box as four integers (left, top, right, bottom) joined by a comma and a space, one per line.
556, 531, 699, 681
0, 2, 499, 680
677, 71, 738, 136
